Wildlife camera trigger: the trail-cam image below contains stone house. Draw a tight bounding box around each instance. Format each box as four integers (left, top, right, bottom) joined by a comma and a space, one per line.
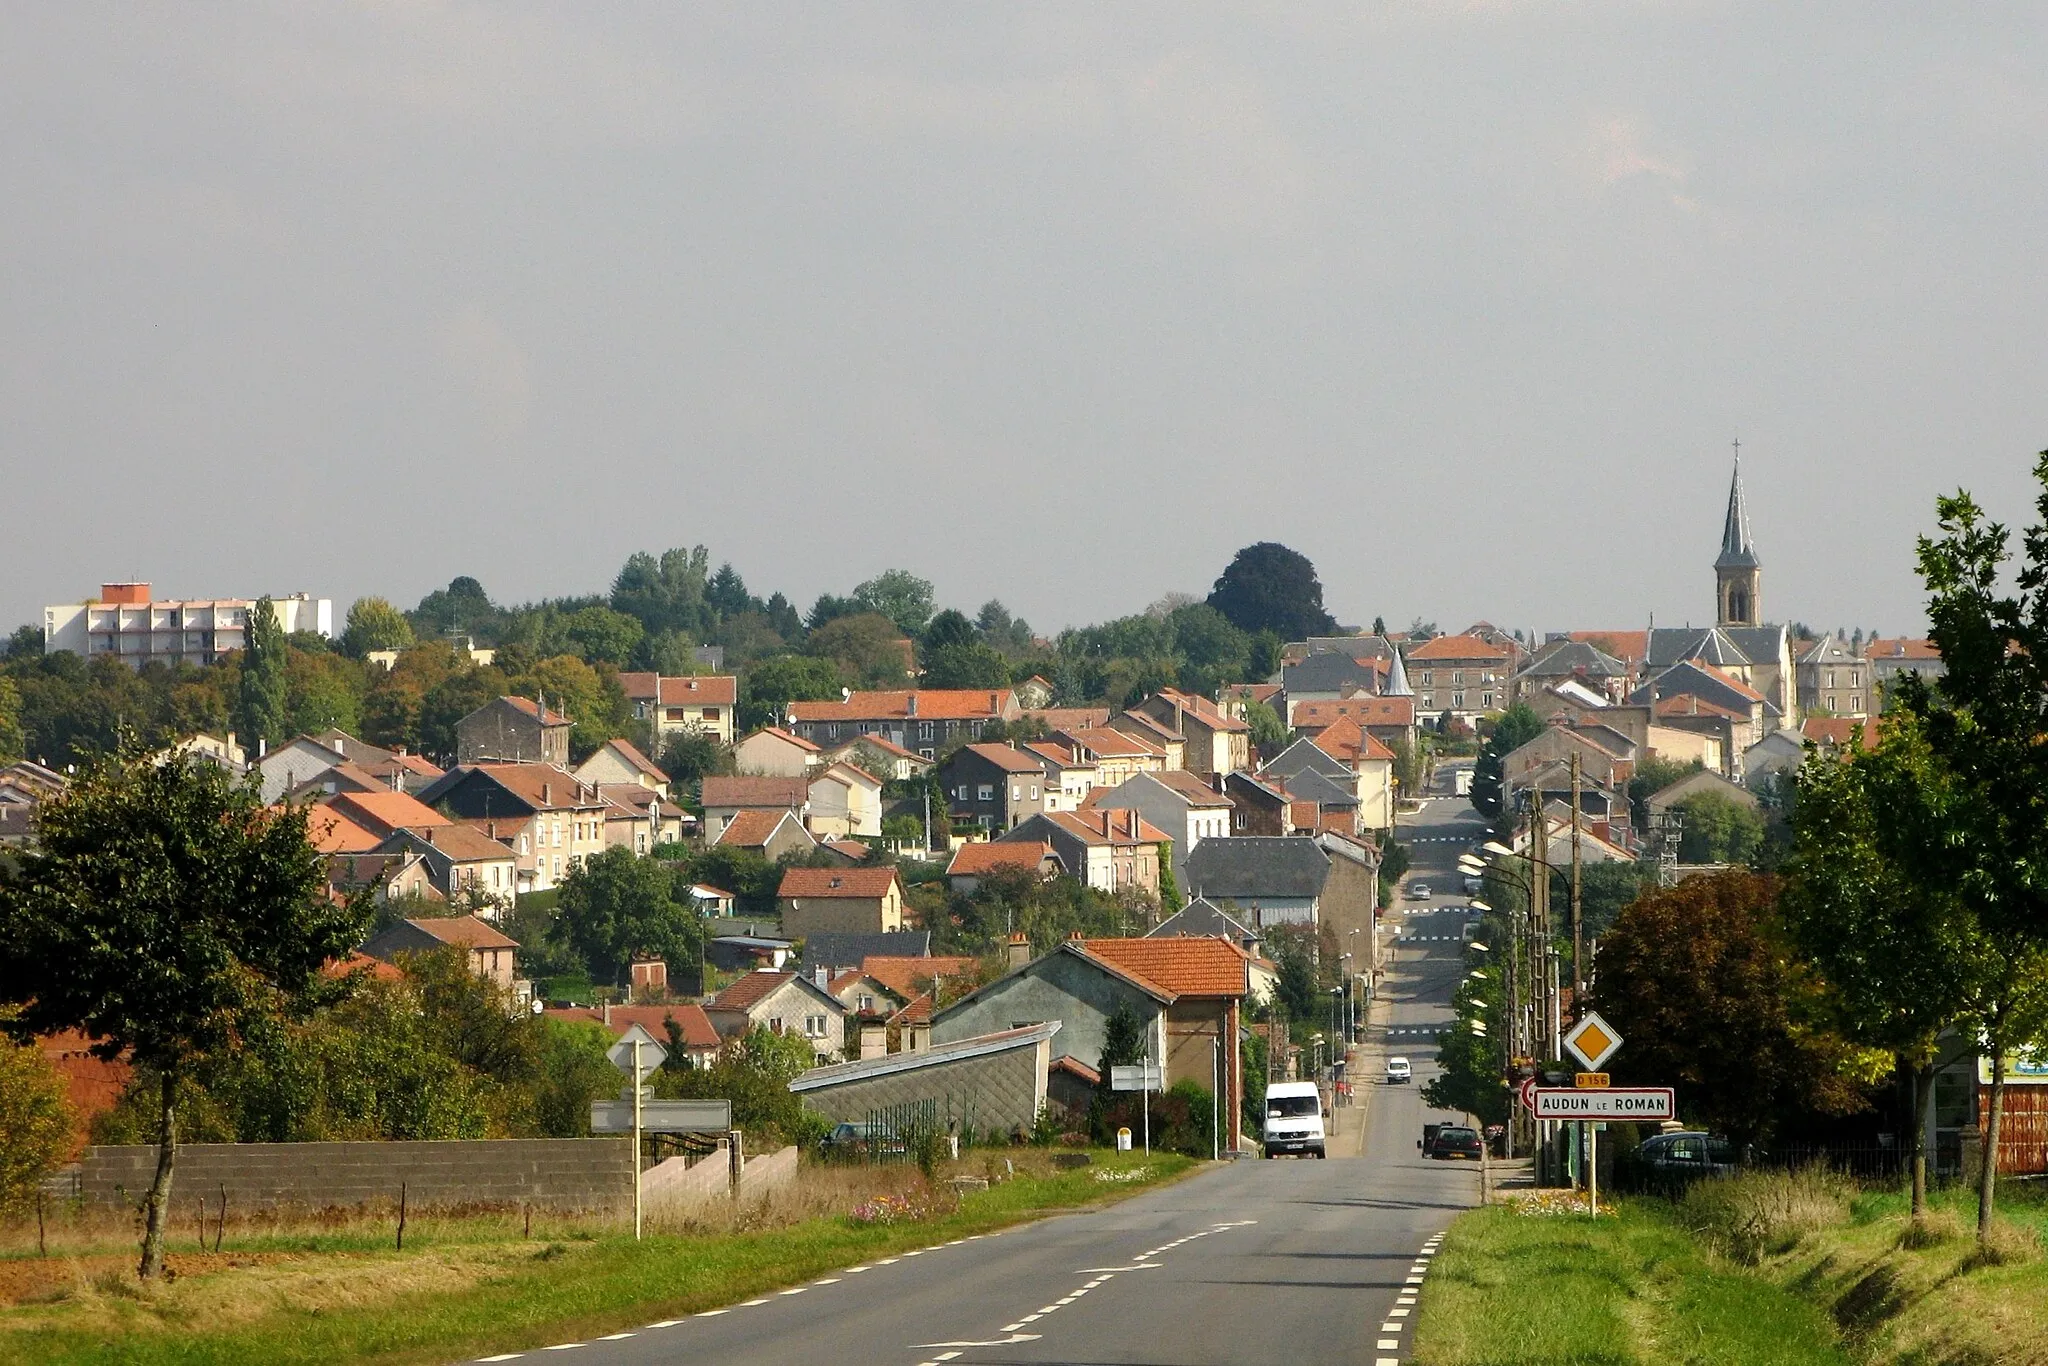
705, 970, 847, 1059
415, 763, 610, 893
377, 824, 520, 908
1132, 688, 1251, 777
1182, 836, 1332, 932
1083, 770, 1233, 883
1221, 770, 1291, 837
712, 808, 816, 861
1406, 634, 1514, 724
699, 775, 811, 844
733, 726, 822, 777
786, 689, 1021, 759
807, 761, 885, 840
454, 696, 571, 767
938, 743, 1052, 834
943, 840, 1065, 896
573, 738, 670, 797
777, 866, 906, 939
359, 915, 519, 989
998, 809, 1168, 899
619, 672, 738, 745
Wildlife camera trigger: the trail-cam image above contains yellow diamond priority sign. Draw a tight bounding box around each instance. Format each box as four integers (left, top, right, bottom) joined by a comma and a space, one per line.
1564, 1011, 1622, 1072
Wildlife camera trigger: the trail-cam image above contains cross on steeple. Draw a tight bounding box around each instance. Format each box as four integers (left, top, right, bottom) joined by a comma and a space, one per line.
1715, 440, 1762, 626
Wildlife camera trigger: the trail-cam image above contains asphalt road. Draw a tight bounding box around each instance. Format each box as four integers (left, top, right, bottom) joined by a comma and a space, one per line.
461, 775, 1488, 1366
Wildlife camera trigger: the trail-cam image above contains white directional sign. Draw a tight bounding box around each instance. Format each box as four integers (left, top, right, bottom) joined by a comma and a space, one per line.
1562, 1011, 1623, 1072
590, 1099, 732, 1134
1111, 1063, 1164, 1092
607, 1023, 668, 1080
1532, 1087, 1674, 1120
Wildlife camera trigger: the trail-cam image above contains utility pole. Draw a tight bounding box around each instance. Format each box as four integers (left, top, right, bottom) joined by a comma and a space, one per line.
1570, 751, 1584, 1016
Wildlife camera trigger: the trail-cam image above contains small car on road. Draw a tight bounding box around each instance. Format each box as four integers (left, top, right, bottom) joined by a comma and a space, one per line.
1263, 1080, 1328, 1159
1407, 882, 1432, 900
1424, 1125, 1484, 1160
1385, 1056, 1412, 1084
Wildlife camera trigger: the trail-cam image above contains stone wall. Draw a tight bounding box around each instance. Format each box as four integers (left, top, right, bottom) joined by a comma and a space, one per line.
76, 1138, 633, 1213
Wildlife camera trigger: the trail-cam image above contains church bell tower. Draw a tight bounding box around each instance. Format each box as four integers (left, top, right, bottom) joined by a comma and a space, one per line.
1715, 450, 1761, 627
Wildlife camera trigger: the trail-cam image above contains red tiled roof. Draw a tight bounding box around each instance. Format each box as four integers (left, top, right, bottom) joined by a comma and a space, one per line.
1023, 741, 1090, 768
500, 695, 571, 727
1567, 631, 1650, 666
1801, 716, 1881, 749
407, 915, 519, 950
307, 806, 383, 853
322, 951, 406, 983
1152, 688, 1249, 732
701, 776, 810, 810
710, 970, 804, 1010
327, 789, 451, 838
658, 674, 737, 706
1037, 809, 1173, 847
1022, 707, 1112, 732
1866, 637, 1940, 661
546, 1004, 721, 1050
1406, 634, 1511, 662
1291, 696, 1415, 730
469, 763, 604, 810
745, 725, 821, 753
394, 823, 515, 862
863, 956, 977, 1001
955, 743, 1046, 774
715, 809, 806, 849
789, 690, 1016, 722
1058, 727, 1163, 760
822, 838, 874, 861
778, 866, 900, 899
824, 733, 925, 763
947, 841, 1058, 877
1082, 937, 1250, 997
590, 737, 668, 781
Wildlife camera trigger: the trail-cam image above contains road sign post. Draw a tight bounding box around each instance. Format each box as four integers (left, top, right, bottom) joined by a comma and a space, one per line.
605, 1025, 669, 1241
1111, 1063, 1163, 1154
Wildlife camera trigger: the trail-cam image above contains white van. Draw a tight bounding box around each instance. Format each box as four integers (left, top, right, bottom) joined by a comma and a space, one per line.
1263, 1080, 1327, 1158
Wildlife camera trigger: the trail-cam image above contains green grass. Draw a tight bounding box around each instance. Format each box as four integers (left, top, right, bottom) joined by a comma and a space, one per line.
2, 1151, 1194, 1366
1413, 1201, 1849, 1366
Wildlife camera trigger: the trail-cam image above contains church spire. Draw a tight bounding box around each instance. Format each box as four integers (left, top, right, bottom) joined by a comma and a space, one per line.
1716, 444, 1759, 570
1714, 441, 1762, 627
1382, 638, 1412, 697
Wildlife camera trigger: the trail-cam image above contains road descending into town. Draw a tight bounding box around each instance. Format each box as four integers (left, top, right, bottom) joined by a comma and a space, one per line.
468, 777, 1488, 1366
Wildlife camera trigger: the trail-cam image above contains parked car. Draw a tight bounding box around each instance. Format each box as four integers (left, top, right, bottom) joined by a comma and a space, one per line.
820, 1122, 906, 1158
1632, 1131, 1738, 1184
1407, 882, 1432, 900
1385, 1056, 1412, 1085
1424, 1125, 1484, 1160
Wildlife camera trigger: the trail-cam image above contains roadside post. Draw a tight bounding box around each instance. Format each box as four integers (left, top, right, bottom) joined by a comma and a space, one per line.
606, 1024, 668, 1240
1111, 1062, 1164, 1154
1562, 1012, 1625, 1210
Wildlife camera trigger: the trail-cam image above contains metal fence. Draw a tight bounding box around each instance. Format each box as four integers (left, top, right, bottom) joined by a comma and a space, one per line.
858, 1099, 939, 1166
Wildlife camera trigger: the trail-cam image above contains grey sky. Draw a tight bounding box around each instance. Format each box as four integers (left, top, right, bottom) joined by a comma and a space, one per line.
5, 4, 2046, 642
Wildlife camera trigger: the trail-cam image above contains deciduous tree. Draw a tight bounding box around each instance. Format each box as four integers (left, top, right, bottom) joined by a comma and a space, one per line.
1205, 543, 1337, 640
233, 597, 290, 751
340, 597, 414, 657
0, 743, 370, 1277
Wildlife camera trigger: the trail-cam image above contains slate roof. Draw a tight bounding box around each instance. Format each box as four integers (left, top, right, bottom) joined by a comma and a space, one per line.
1282, 653, 1384, 695
1271, 767, 1359, 810
1263, 737, 1351, 781
1717, 457, 1760, 569
799, 931, 932, 972
1149, 897, 1258, 944
1182, 837, 1332, 900
1522, 640, 1629, 679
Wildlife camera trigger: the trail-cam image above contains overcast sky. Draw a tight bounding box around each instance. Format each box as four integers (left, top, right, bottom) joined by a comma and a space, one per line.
5, 4, 2046, 643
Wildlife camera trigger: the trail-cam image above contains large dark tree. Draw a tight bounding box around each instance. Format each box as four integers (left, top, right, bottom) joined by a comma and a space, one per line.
1469, 702, 1544, 820
0, 743, 369, 1277
556, 847, 703, 990
1205, 543, 1337, 640
1593, 871, 1866, 1148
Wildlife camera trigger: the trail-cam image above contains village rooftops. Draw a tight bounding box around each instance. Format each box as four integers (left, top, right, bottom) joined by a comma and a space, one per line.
1027, 808, 1173, 847
497, 695, 571, 727
1082, 937, 1253, 998
958, 742, 1048, 774
619, 672, 739, 706
323, 788, 450, 838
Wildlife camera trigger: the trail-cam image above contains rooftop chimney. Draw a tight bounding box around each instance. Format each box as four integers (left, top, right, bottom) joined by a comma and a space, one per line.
814, 964, 831, 988
906, 694, 919, 717
1067, 929, 1084, 941
1006, 932, 1031, 969
542, 781, 552, 806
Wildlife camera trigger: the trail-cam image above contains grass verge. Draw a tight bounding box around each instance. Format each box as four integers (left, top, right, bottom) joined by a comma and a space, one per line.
1415, 1173, 2048, 1366
1, 1149, 1195, 1366
1412, 1196, 1848, 1366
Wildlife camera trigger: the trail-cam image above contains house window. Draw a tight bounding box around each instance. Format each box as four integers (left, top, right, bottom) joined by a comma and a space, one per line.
553, 855, 563, 876
919, 748, 934, 760
1452, 691, 1465, 709
519, 834, 530, 854
919, 721, 934, 740
957, 784, 971, 801
768, 1016, 784, 1034
969, 721, 984, 737
1419, 671, 1432, 686
858, 994, 874, 1011
1011, 785, 1021, 801
804, 1014, 828, 1037
978, 784, 995, 802
828, 723, 840, 739
1420, 693, 1434, 708
702, 708, 720, 721
1482, 692, 1494, 708
1851, 694, 1861, 711
1030, 784, 1039, 798
666, 708, 685, 722
1453, 671, 1465, 684
1825, 670, 1836, 689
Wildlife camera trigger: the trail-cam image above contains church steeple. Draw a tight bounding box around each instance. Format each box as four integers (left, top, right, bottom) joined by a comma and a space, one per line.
1715, 445, 1762, 626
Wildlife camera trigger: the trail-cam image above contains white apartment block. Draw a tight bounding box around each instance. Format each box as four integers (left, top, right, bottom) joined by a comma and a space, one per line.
44, 583, 333, 668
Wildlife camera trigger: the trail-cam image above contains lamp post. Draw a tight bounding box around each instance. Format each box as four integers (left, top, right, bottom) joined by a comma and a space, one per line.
1338, 952, 1354, 1047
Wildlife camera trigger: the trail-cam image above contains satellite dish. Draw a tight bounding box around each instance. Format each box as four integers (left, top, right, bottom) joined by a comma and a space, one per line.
530, 998, 544, 1016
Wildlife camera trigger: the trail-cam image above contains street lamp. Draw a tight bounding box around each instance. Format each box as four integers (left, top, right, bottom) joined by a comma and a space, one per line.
1338, 953, 1354, 1047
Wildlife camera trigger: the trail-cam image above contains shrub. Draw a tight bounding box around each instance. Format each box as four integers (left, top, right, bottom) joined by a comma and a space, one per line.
0, 1035, 72, 1215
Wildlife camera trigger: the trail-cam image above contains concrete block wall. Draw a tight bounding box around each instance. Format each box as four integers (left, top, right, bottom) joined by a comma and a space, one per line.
76, 1139, 634, 1213
643, 1146, 731, 1211
735, 1146, 798, 1203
